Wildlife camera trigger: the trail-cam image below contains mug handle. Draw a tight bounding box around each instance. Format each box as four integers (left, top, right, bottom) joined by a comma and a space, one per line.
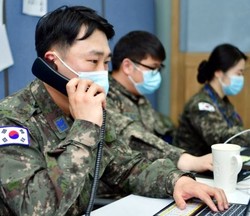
232, 155, 243, 174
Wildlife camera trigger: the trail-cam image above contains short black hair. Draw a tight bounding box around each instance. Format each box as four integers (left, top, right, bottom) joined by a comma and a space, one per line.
112, 30, 166, 71
35, 5, 115, 57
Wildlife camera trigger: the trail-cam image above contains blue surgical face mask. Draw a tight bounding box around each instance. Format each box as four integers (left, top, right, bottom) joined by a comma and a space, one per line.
54, 52, 109, 94
129, 68, 162, 95
219, 75, 244, 96
78, 71, 109, 94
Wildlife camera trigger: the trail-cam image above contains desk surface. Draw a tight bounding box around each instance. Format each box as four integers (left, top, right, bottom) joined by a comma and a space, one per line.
87, 194, 171, 216
87, 177, 250, 216
196, 177, 250, 204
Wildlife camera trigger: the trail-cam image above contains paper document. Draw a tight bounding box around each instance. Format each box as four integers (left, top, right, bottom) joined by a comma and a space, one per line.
0, 24, 14, 71
22, 0, 47, 17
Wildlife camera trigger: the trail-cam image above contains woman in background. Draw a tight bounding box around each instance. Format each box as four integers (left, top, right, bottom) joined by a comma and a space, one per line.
174, 43, 250, 156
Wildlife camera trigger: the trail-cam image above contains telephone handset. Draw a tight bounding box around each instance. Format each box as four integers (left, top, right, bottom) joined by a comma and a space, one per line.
32, 57, 106, 215
32, 57, 69, 96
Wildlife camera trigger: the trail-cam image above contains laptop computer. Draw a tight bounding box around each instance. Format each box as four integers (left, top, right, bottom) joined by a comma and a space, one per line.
153, 148, 250, 215
153, 198, 250, 216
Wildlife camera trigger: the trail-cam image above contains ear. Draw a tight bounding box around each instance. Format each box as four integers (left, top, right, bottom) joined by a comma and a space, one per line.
43, 51, 58, 70
44, 51, 56, 62
214, 70, 224, 79
121, 58, 134, 75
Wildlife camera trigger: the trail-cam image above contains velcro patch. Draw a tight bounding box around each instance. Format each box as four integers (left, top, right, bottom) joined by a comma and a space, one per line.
0, 126, 30, 146
198, 102, 215, 112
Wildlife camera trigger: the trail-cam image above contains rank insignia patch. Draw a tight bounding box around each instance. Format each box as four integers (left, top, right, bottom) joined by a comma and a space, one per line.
54, 117, 69, 133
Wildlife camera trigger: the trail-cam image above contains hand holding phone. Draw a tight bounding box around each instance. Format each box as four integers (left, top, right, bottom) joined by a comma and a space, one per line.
32, 57, 106, 126
67, 78, 106, 126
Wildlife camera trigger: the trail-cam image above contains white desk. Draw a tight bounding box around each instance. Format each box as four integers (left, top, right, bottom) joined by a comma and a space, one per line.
87, 177, 250, 216
87, 194, 172, 216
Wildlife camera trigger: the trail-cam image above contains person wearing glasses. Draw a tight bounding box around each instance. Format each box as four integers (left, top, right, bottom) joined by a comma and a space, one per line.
174, 43, 250, 156
109, 30, 175, 142
105, 31, 215, 182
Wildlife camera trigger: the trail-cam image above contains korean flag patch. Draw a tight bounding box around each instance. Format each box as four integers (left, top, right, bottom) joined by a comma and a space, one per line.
0, 126, 30, 146
198, 102, 215, 112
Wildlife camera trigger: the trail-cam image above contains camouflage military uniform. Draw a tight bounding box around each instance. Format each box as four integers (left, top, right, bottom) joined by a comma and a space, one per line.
0, 79, 192, 216
174, 84, 250, 156
108, 76, 176, 142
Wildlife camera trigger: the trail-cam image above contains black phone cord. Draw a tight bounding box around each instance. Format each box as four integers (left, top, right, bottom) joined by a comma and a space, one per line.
85, 109, 106, 216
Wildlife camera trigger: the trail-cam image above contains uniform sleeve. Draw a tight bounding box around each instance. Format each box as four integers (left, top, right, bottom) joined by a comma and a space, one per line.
188, 102, 250, 147
98, 111, 192, 198
0, 118, 102, 216
102, 138, 194, 197
105, 109, 184, 166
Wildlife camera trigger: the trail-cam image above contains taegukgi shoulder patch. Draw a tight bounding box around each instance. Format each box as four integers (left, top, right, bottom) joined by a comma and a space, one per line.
0, 126, 30, 146
198, 102, 215, 112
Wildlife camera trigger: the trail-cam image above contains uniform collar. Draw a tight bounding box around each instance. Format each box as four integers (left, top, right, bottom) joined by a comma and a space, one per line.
108, 75, 147, 105
204, 84, 230, 103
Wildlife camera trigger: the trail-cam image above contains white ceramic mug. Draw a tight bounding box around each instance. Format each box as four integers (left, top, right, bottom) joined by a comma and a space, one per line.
211, 143, 242, 193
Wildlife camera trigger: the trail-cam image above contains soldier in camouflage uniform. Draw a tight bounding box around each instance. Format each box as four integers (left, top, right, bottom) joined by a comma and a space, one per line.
0, 7, 228, 216
107, 31, 215, 175
174, 43, 250, 156
109, 31, 175, 144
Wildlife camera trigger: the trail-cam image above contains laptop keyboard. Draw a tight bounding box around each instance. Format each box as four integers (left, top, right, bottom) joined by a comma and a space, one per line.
197, 203, 246, 216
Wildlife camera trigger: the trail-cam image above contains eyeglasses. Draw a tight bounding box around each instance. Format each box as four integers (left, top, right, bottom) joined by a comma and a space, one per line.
131, 59, 164, 72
